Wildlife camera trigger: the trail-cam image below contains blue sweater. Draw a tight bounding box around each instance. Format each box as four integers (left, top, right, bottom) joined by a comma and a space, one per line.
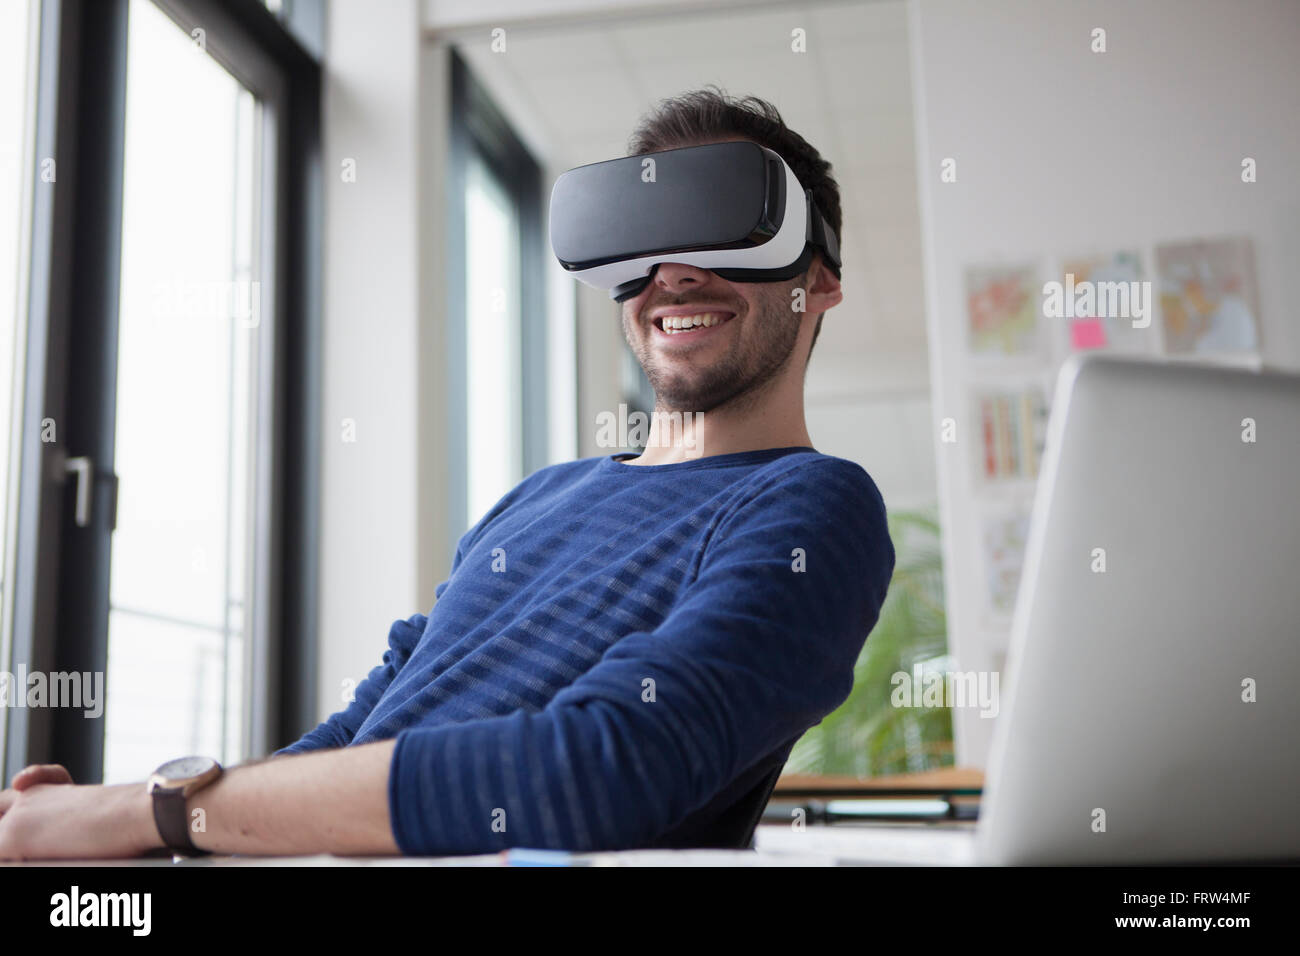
277, 446, 894, 854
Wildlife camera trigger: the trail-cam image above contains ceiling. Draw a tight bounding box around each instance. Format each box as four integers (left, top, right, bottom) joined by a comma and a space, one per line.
452, 0, 929, 386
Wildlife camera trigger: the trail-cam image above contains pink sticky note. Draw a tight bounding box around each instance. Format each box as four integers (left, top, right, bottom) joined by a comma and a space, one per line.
1071, 318, 1107, 350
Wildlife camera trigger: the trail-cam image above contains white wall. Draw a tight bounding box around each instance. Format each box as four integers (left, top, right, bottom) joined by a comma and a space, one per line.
574, 283, 624, 458
806, 341, 935, 512
909, 0, 1300, 765
546, 259, 579, 464
806, 399, 936, 512
317, 0, 433, 727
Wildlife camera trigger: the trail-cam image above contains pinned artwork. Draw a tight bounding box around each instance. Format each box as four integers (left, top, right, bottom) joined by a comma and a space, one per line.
965, 264, 1042, 358
982, 508, 1033, 619
1056, 250, 1152, 354
1155, 238, 1260, 355
972, 385, 1049, 483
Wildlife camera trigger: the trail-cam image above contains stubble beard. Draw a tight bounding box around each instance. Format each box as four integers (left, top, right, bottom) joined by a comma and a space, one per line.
625, 283, 803, 415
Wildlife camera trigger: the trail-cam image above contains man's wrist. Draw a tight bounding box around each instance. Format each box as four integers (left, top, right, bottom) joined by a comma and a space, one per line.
130, 783, 167, 853
184, 781, 216, 853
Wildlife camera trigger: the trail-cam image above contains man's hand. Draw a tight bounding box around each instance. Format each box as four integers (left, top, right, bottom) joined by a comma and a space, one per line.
0, 772, 162, 861
10, 763, 74, 790
0, 762, 77, 823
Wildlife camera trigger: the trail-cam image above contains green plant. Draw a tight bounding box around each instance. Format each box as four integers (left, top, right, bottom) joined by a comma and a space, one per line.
786, 507, 954, 777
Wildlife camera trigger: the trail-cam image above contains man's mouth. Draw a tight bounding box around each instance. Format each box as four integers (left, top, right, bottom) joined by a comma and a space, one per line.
651, 311, 736, 337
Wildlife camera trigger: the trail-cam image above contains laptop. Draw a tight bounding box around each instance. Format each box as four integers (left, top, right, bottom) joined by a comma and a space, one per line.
758, 354, 1300, 864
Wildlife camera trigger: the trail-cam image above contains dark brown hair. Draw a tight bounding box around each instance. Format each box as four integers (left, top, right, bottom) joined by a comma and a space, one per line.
627, 86, 842, 360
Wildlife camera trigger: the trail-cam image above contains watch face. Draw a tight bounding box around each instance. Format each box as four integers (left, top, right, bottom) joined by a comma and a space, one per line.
155, 755, 217, 782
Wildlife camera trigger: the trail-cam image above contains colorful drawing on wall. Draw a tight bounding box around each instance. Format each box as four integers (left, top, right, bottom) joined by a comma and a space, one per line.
973, 385, 1048, 482
1058, 250, 1151, 354
1156, 238, 1260, 355
965, 264, 1041, 357
982, 508, 1032, 618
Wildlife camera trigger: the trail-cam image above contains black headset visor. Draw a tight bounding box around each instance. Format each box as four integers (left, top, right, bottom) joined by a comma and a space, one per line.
549, 141, 840, 302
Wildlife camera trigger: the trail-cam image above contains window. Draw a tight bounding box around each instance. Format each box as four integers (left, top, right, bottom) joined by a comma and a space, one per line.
102, 0, 263, 781
449, 51, 546, 538
464, 152, 522, 526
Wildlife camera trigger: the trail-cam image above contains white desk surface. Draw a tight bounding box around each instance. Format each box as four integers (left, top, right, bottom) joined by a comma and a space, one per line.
2, 823, 977, 867
4, 849, 830, 867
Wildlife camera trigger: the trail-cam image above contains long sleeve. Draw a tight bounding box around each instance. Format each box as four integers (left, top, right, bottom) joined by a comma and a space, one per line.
386, 459, 894, 854
274, 612, 430, 755
273, 472, 547, 757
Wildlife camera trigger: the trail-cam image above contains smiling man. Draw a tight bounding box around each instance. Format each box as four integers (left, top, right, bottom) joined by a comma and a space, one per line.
0, 89, 895, 860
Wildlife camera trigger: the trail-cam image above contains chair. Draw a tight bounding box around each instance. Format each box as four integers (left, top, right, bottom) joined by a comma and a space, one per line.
648, 750, 790, 850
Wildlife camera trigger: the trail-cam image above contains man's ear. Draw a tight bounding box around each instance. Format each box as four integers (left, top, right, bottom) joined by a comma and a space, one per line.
801, 255, 842, 316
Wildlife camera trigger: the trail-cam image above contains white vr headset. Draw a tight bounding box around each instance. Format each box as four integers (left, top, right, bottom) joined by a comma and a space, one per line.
549, 141, 841, 302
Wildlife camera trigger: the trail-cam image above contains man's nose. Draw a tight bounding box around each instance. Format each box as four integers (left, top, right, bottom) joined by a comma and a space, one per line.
653, 261, 715, 293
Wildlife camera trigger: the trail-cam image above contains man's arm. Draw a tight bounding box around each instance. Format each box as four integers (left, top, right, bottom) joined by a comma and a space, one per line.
281, 531, 473, 755
0, 743, 399, 860
275, 613, 428, 756
186, 742, 400, 855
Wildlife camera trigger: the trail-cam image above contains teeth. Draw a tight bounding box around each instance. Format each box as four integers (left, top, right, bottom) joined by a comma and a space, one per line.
660, 313, 727, 333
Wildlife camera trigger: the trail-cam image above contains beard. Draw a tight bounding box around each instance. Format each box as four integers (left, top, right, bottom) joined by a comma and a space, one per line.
623, 279, 804, 414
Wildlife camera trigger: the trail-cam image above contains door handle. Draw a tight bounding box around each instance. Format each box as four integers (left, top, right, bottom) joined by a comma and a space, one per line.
65, 455, 92, 527
63, 456, 118, 530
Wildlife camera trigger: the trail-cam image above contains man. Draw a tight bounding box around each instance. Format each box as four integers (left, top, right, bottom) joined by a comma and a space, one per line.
0, 89, 894, 859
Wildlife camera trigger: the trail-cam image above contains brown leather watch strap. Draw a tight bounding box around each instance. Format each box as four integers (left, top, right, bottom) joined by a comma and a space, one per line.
151, 786, 209, 856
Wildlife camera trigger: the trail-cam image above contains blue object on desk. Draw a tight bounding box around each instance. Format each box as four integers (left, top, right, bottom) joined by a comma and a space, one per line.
503, 848, 587, 867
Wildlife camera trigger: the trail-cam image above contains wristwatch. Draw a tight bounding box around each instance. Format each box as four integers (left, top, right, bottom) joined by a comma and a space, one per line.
146, 755, 223, 856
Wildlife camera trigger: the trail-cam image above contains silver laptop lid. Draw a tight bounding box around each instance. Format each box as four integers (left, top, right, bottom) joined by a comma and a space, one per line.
978, 354, 1300, 864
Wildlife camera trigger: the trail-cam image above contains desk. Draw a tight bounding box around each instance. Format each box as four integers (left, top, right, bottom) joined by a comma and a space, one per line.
4, 848, 835, 867
5, 848, 951, 868
773, 766, 984, 795
767, 766, 983, 823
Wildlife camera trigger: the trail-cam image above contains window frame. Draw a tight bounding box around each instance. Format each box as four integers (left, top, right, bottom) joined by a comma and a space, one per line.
2, 0, 322, 783
0, 0, 41, 776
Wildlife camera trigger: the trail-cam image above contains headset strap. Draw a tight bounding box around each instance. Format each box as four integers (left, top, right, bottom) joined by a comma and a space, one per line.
805, 189, 841, 276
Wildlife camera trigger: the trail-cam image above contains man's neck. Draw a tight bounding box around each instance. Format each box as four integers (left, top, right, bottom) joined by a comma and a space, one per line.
623, 373, 813, 466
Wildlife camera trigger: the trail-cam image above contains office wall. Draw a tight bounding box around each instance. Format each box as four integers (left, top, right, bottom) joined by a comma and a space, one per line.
909, 0, 1300, 765
316, 0, 431, 734
574, 284, 624, 459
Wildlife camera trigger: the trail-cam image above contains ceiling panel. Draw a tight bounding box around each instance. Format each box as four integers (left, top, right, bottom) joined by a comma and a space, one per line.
519, 65, 646, 138
497, 27, 626, 73
608, 8, 807, 66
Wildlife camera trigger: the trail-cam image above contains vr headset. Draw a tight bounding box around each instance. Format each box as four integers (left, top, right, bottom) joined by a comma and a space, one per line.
549, 141, 841, 302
